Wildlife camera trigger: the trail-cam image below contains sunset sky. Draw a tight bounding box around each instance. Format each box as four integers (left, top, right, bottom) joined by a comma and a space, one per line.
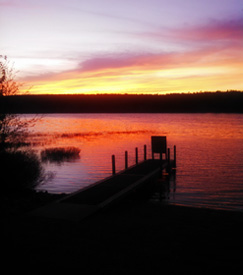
1, 0, 242, 94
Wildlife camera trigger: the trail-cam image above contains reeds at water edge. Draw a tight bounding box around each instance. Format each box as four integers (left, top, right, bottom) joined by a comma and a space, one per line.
41, 147, 81, 163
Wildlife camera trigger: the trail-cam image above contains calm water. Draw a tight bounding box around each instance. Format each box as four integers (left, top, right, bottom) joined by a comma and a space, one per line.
24, 113, 243, 212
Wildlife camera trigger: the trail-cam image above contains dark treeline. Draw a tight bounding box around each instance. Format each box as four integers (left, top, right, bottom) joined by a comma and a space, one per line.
2, 91, 243, 113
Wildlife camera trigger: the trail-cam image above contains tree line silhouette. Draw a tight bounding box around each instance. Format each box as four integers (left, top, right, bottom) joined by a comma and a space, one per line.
3, 91, 243, 113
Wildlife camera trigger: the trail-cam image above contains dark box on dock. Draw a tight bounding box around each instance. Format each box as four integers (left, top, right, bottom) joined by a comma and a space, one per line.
151, 136, 167, 154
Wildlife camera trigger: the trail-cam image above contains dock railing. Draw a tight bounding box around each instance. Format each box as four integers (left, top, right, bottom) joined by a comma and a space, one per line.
112, 136, 176, 175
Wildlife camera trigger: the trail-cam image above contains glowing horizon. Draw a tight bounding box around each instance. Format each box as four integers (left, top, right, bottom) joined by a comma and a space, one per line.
1, 0, 242, 95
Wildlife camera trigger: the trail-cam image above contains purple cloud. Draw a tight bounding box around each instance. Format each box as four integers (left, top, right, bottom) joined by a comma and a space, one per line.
141, 18, 243, 44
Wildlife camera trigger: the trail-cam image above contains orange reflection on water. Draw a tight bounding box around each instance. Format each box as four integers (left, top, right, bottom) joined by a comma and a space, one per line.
26, 113, 243, 212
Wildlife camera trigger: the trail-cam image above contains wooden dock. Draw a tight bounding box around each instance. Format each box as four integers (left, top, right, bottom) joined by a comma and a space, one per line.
29, 137, 176, 222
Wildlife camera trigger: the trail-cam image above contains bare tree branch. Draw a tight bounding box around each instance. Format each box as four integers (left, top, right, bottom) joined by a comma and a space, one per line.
0, 55, 39, 150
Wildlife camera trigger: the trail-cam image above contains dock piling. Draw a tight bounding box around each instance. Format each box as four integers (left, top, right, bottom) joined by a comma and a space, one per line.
159, 153, 163, 171
135, 147, 138, 164
112, 155, 116, 175
174, 145, 177, 168
144, 145, 147, 160
167, 148, 171, 172
168, 148, 170, 163
125, 151, 128, 169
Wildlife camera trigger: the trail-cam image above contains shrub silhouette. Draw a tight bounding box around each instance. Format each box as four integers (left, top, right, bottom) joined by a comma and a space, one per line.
0, 150, 44, 192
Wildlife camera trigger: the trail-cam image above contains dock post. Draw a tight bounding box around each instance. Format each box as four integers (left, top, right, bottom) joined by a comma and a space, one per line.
144, 145, 147, 160
174, 145, 176, 168
112, 155, 116, 175
135, 147, 138, 164
125, 151, 128, 169
167, 148, 171, 172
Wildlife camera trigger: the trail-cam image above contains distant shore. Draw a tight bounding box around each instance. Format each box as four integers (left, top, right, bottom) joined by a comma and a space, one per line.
3, 91, 243, 113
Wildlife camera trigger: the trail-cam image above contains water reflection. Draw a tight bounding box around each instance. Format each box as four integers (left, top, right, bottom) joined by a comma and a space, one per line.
21, 113, 243, 212
150, 171, 177, 202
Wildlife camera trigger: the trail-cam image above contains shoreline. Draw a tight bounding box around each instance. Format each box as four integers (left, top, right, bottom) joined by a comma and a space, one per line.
165, 201, 243, 214
2, 186, 243, 220
3, 193, 243, 273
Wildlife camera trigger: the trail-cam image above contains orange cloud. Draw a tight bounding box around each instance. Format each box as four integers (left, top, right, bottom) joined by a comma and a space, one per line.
21, 18, 243, 95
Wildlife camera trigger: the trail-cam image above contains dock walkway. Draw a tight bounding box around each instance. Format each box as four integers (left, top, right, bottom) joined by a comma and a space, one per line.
29, 159, 174, 222
29, 136, 176, 221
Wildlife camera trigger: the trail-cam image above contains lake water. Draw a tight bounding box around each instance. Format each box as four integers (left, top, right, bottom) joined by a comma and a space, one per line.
24, 113, 243, 212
